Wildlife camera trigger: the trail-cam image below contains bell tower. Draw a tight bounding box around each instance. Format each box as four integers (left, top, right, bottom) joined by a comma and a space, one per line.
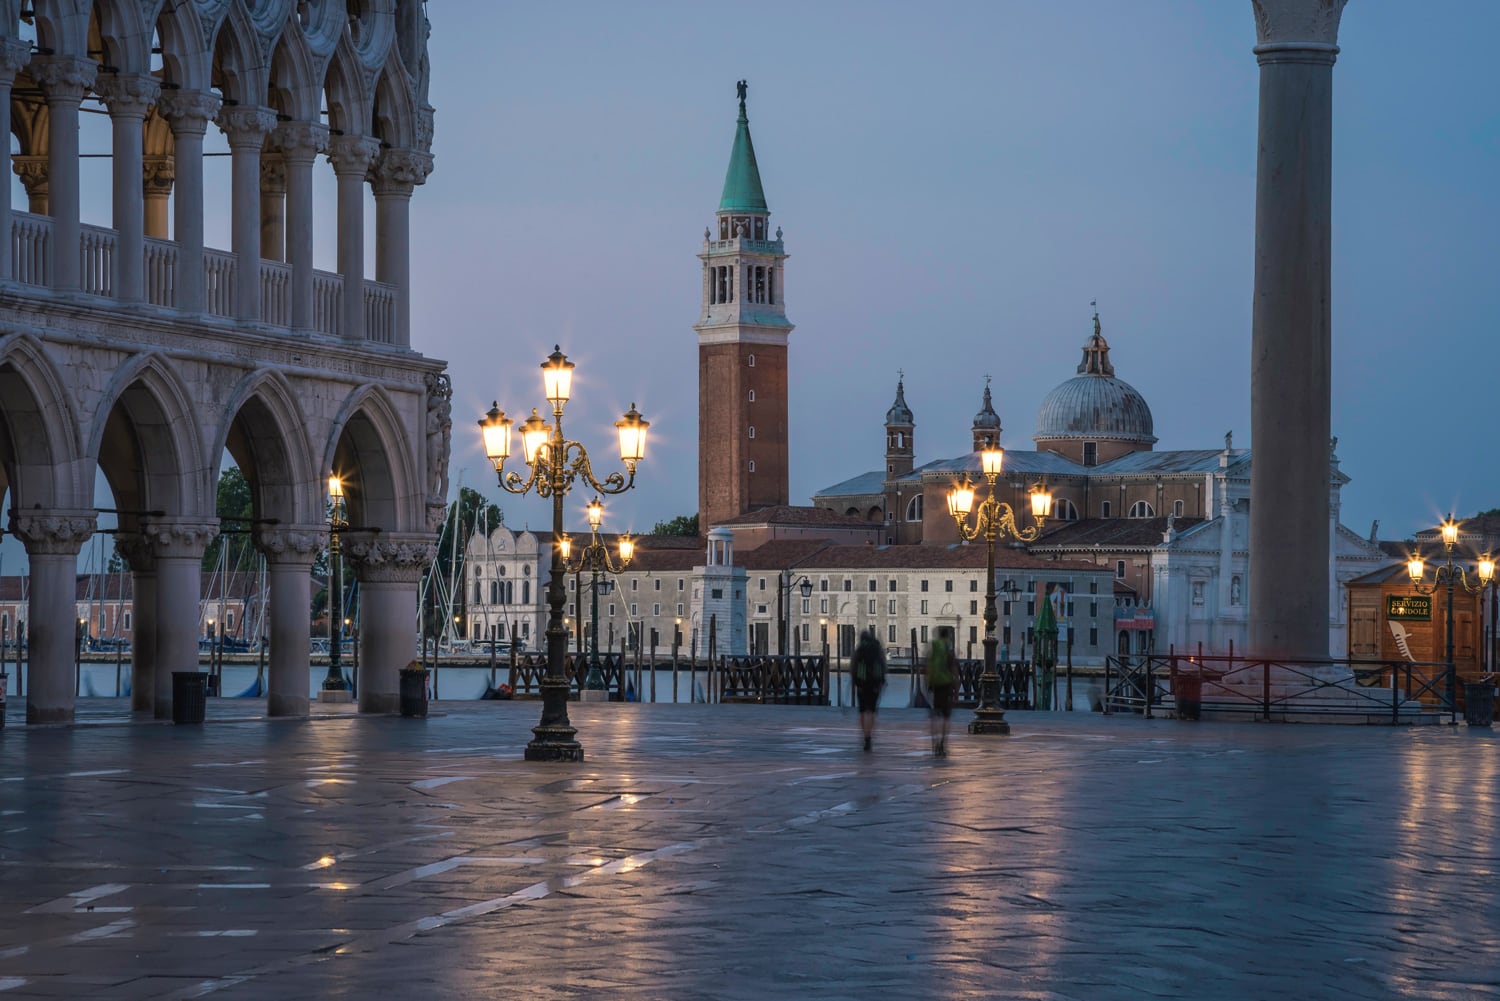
695, 81, 793, 530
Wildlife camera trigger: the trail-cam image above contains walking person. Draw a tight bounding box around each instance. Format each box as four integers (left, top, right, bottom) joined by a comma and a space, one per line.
925, 626, 957, 757
851, 627, 886, 751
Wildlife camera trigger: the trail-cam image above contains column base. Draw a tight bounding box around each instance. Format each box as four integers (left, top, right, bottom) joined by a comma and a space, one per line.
268, 693, 310, 717
26, 705, 73, 725
579, 689, 609, 703
968, 708, 1012, 735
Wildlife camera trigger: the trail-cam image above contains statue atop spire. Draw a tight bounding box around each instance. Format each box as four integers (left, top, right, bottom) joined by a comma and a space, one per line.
736, 79, 747, 114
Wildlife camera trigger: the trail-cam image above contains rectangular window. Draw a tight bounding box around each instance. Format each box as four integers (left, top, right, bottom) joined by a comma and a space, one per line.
920, 625, 929, 643
1026, 601, 1035, 616
758, 577, 766, 590
609, 603, 616, 616
969, 626, 977, 645
711, 588, 723, 600
1116, 560, 1126, 579
888, 598, 897, 614
888, 624, 897, 643
945, 579, 953, 592
653, 578, 661, 591
920, 599, 929, 615
630, 603, 638, 616
820, 598, 829, 614
1089, 626, 1098, 645
820, 579, 829, 592
801, 598, 810, 614
678, 579, 685, 591
888, 579, 896, 592
1003, 625, 1011, 646
1083, 441, 1097, 466
631, 579, 638, 591
867, 579, 876, 592
569, 578, 576, 591
1101, 500, 1112, 518
1002, 600, 1011, 615
970, 601, 978, 615
1090, 581, 1098, 594
568, 602, 576, 615
1090, 601, 1098, 617
676, 603, 684, 616
969, 579, 978, 592
920, 580, 929, 592
653, 603, 661, 616
843, 579, 852, 592
801, 623, 809, 642
757, 604, 768, 615
868, 599, 876, 614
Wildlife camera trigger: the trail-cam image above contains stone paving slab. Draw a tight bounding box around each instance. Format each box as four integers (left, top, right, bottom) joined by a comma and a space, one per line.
2, 701, 1499, 999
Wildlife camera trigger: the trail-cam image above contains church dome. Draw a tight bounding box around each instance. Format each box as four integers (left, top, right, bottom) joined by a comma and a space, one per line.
1033, 315, 1156, 446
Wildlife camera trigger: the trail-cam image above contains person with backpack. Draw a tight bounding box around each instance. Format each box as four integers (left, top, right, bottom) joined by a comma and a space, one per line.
925, 626, 957, 757
851, 627, 887, 751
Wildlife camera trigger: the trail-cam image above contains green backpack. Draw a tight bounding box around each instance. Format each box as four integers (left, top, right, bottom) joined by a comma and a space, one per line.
927, 639, 953, 687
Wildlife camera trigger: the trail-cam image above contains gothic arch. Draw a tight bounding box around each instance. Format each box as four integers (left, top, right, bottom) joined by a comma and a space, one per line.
209, 2, 269, 106
91, 353, 213, 521
0, 333, 85, 509
88, 0, 154, 75
215, 369, 318, 527
266, 22, 323, 122
152, 0, 212, 90
29, 0, 90, 58
325, 384, 419, 533
322, 38, 372, 136
371, 47, 416, 148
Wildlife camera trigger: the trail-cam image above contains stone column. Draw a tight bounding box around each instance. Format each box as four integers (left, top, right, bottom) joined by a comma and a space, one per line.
255, 527, 321, 717
157, 90, 221, 313
112, 534, 158, 715
0, 39, 32, 281
1246, 0, 1346, 661
216, 105, 278, 320
260, 154, 287, 261
346, 535, 434, 714
93, 73, 160, 304
327, 135, 380, 341
141, 519, 216, 720
28, 55, 97, 292
142, 113, 174, 240
273, 121, 327, 334
371, 149, 432, 348
11, 512, 96, 724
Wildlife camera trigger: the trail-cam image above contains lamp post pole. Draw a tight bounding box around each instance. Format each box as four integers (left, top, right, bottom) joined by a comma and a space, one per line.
778, 573, 812, 657
479, 347, 649, 760
322, 475, 349, 692
947, 440, 1050, 736
1408, 515, 1494, 723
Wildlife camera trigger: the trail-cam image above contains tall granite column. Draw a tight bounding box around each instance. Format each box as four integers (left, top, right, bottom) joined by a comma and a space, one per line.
93, 73, 160, 304
11, 512, 96, 724
141, 519, 216, 719
0, 39, 32, 281
1246, 0, 1347, 661
346, 536, 434, 714
28, 55, 96, 292
216, 105, 278, 320
255, 527, 321, 717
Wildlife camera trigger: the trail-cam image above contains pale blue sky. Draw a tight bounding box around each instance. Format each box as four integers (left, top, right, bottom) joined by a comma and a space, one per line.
417, 1, 1500, 543
6, 1, 1497, 577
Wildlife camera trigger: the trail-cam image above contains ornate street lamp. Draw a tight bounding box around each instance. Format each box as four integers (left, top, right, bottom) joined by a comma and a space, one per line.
778, 574, 813, 656
1407, 514, 1494, 718
558, 495, 635, 699
947, 440, 1050, 735
479, 346, 649, 761
322, 474, 349, 693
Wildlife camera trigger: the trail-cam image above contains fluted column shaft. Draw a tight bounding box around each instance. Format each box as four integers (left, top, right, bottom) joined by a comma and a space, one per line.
29, 55, 96, 292
11, 512, 96, 724
217, 105, 278, 320
157, 90, 221, 313
0, 40, 31, 281
94, 73, 160, 303
327, 135, 380, 340
274, 122, 327, 333
1246, 0, 1346, 661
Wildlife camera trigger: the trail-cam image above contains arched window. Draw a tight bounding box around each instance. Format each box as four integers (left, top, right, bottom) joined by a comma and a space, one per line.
747, 354, 755, 367
748, 460, 755, 472
748, 426, 755, 439
489, 581, 499, 604
748, 389, 755, 402
906, 494, 924, 522
1128, 501, 1155, 519
1101, 501, 1112, 518
1173, 499, 1184, 517
1051, 497, 1080, 522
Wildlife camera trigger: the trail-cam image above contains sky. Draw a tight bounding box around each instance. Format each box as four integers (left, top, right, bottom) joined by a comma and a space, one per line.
411, 1, 1500, 544
5, 0, 1499, 575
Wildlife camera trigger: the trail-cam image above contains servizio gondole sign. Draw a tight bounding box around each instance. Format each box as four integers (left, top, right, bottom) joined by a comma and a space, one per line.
1386, 594, 1432, 621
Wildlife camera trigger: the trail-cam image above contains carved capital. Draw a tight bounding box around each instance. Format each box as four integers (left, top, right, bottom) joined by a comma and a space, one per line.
255, 525, 323, 565
28, 55, 97, 100
0, 38, 32, 78
142, 156, 175, 196
92, 72, 161, 119
10, 511, 97, 556
113, 533, 156, 573
345, 534, 436, 584
271, 120, 329, 163
371, 148, 433, 196
1252, 0, 1347, 54
157, 89, 223, 135
326, 134, 381, 176
215, 104, 278, 148
140, 518, 219, 560
12, 155, 49, 197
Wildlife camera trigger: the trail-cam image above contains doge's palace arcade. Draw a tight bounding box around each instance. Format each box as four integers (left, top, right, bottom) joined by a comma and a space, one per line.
0, 0, 447, 723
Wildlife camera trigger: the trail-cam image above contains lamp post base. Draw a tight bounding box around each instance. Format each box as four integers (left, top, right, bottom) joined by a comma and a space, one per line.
318, 688, 354, 704
579, 689, 608, 703
525, 726, 585, 762
968, 707, 1012, 735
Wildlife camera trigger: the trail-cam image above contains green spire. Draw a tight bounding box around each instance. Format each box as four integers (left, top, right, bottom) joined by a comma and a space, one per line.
718, 80, 768, 213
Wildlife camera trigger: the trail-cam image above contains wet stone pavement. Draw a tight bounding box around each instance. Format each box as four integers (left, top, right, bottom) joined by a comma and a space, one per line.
2, 700, 1499, 1000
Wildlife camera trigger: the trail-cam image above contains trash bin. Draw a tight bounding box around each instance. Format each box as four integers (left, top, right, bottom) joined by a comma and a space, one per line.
399, 668, 429, 718
172, 671, 208, 724
1464, 682, 1494, 727
1175, 673, 1203, 721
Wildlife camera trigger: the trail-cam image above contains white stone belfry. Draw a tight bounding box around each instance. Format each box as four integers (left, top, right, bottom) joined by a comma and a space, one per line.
691, 528, 748, 658
1247, 0, 1347, 660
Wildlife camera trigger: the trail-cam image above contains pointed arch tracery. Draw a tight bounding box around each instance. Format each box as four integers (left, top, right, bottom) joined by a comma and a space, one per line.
215, 368, 319, 528
325, 384, 419, 533
91, 353, 213, 522
0, 333, 85, 510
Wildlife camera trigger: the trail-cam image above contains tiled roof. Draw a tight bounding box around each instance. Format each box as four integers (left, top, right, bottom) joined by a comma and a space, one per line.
1030, 517, 1202, 551
1094, 449, 1245, 475
718, 505, 874, 527
811, 470, 886, 499
751, 541, 1109, 575
737, 539, 836, 571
